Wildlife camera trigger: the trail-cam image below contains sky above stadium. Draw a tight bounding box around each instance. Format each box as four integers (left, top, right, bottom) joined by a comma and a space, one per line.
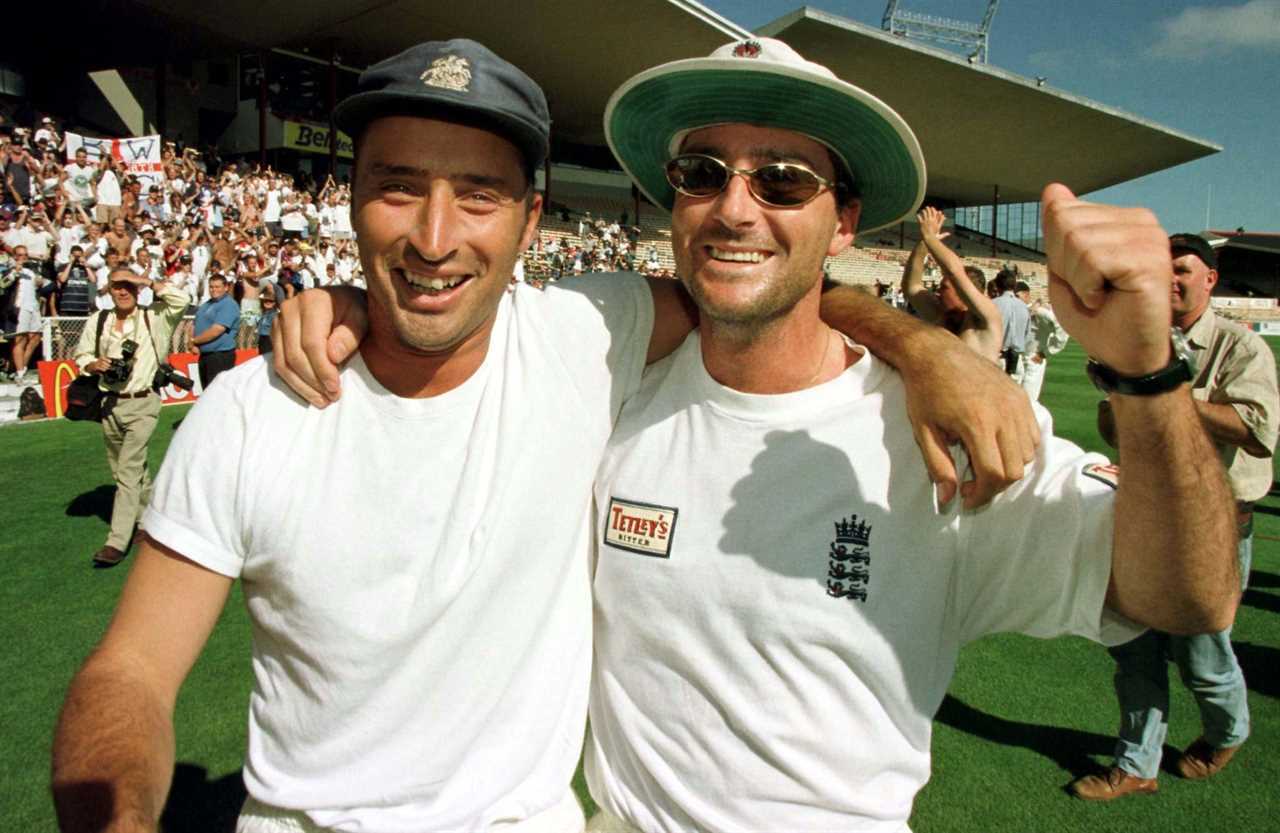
705, 0, 1280, 235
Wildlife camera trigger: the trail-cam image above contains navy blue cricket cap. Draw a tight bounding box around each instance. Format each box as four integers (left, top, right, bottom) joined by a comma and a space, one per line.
333, 39, 550, 173
1169, 232, 1217, 270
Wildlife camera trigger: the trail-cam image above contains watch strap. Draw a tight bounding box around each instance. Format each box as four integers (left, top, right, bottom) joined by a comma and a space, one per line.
1087, 355, 1192, 396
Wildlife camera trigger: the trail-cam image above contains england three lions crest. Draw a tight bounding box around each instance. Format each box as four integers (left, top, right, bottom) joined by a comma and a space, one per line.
421, 55, 472, 92
827, 514, 872, 602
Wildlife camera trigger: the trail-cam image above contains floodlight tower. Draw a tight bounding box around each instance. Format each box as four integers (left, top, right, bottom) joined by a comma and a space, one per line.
882, 0, 1001, 63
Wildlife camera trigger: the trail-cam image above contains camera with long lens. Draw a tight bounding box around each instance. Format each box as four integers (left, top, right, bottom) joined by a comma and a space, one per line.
152, 362, 194, 391
103, 340, 137, 386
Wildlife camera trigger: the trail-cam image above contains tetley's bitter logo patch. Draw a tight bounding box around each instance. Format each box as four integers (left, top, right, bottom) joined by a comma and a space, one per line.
828, 514, 872, 602
605, 497, 678, 558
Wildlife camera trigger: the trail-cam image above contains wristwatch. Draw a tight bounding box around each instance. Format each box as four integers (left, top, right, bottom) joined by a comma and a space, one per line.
1086, 328, 1195, 396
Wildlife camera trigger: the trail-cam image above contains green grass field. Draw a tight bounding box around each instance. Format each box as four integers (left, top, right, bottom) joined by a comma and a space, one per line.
2, 341, 1277, 831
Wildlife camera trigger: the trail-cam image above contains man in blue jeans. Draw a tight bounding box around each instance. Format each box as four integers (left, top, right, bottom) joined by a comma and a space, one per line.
1073, 232, 1279, 800
191, 273, 241, 389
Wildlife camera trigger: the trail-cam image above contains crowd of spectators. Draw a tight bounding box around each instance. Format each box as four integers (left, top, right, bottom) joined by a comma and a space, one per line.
524, 210, 675, 283
0, 108, 1035, 380
0, 112, 365, 381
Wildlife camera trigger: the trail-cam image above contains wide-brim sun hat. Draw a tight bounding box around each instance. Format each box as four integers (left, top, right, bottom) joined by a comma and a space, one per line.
605, 37, 925, 233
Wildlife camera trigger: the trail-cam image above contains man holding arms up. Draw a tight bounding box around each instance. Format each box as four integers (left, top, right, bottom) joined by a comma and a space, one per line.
900, 204, 1002, 362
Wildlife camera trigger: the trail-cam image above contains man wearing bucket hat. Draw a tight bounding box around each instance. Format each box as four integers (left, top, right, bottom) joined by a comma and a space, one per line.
53, 39, 1031, 833
582, 38, 1237, 831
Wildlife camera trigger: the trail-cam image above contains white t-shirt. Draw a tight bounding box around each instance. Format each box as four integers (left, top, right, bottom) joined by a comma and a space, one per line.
129, 262, 156, 307
317, 204, 336, 238
191, 243, 211, 282
14, 266, 42, 311
587, 332, 1139, 833
56, 225, 85, 265
144, 276, 654, 832
64, 162, 96, 202
16, 226, 54, 260
93, 266, 115, 310
96, 169, 122, 207
332, 202, 352, 235
261, 188, 282, 222
280, 201, 306, 232
334, 255, 357, 284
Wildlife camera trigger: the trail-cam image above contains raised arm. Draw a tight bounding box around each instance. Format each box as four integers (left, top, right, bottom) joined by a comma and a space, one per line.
1042, 183, 1237, 634
917, 206, 1001, 330
52, 542, 233, 833
900, 235, 942, 324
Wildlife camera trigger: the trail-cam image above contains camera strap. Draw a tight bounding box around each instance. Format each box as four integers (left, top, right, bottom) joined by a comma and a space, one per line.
93, 309, 109, 357
142, 309, 160, 365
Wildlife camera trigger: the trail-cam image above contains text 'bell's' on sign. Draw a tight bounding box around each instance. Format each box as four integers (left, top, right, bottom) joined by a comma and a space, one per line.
605, 497, 678, 559
283, 121, 354, 159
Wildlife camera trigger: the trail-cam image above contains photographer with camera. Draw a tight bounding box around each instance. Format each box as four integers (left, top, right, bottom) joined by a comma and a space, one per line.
55, 245, 93, 317
73, 268, 189, 567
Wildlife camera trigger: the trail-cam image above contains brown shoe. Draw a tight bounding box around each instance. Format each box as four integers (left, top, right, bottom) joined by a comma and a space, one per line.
1070, 767, 1158, 801
1176, 738, 1240, 780
92, 545, 127, 567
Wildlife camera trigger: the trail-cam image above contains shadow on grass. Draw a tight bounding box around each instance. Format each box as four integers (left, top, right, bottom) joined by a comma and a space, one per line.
934, 695, 1184, 785
66, 485, 114, 524
1248, 569, 1280, 589
160, 763, 245, 833
1241, 588, 1280, 616
1235, 641, 1280, 698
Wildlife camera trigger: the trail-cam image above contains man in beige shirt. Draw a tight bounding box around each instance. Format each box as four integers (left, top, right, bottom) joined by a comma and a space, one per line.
73, 270, 189, 567
1074, 232, 1279, 800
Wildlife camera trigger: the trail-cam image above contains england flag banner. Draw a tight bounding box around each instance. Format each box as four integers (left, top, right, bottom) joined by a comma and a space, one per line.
65, 132, 165, 192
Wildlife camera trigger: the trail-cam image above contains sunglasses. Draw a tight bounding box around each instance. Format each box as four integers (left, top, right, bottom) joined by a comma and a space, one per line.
665, 153, 845, 207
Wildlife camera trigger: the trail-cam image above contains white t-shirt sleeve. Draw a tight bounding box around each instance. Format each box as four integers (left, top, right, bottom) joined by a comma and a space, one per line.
950, 406, 1143, 646
142, 366, 253, 578
533, 273, 655, 420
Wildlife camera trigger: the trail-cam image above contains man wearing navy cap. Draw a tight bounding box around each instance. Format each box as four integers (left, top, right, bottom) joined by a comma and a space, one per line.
52, 40, 1037, 833
1072, 232, 1278, 801
582, 40, 1239, 830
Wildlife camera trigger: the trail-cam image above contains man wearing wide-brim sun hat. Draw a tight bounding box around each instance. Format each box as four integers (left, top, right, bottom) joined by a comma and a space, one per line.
604, 36, 927, 235
583, 36, 1238, 833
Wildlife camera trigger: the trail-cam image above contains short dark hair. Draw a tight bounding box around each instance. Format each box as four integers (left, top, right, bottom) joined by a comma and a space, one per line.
208, 274, 228, 286
994, 269, 1017, 293
1015, 280, 1031, 294
963, 266, 986, 292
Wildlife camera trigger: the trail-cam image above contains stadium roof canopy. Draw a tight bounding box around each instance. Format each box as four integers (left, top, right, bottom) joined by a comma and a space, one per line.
55, 0, 1220, 209
757, 7, 1221, 205
1207, 231, 1280, 257
123, 0, 749, 146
